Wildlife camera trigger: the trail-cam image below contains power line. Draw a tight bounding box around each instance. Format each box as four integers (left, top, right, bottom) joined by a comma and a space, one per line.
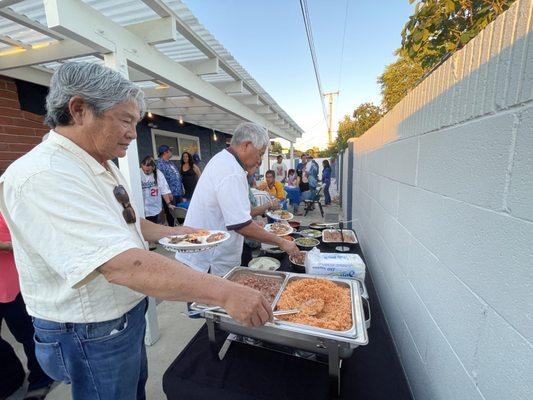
299, 0, 328, 125
335, 0, 349, 132
337, 0, 349, 90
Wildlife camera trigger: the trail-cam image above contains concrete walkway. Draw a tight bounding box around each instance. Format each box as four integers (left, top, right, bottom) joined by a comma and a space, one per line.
5, 203, 341, 399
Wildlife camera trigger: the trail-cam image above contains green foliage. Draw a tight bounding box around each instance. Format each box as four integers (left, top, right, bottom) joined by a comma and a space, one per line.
378, 55, 425, 112
269, 141, 284, 155
317, 145, 338, 158
401, 0, 515, 69
329, 0, 515, 156
333, 103, 383, 152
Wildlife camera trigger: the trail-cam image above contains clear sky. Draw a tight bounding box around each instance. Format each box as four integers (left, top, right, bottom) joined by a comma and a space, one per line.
184, 0, 416, 150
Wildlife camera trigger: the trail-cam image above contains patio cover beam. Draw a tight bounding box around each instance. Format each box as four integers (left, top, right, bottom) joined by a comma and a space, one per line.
138, 0, 301, 136
43, 0, 296, 140
0, 7, 64, 41
0, 40, 97, 70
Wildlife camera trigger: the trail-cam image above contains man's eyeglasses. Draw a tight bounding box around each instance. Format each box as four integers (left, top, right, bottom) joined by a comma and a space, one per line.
113, 185, 136, 224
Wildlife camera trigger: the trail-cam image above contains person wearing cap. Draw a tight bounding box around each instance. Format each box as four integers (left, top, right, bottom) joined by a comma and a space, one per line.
0, 62, 273, 400
155, 144, 184, 205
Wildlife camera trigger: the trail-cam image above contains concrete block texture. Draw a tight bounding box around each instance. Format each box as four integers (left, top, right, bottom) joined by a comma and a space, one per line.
475, 309, 533, 400
494, 4, 519, 110
398, 184, 533, 344
519, 1, 533, 103
483, 12, 506, 114
506, 0, 533, 107
508, 106, 533, 221
408, 238, 488, 374
417, 113, 516, 211
396, 321, 433, 400
351, 4, 533, 399
383, 137, 418, 185
376, 174, 399, 218
424, 321, 486, 400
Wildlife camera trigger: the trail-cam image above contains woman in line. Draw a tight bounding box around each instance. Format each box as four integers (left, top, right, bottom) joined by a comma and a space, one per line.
140, 156, 174, 223
180, 151, 202, 201
322, 159, 332, 205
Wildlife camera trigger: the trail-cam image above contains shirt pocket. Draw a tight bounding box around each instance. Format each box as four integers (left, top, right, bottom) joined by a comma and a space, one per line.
82, 313, 129, 343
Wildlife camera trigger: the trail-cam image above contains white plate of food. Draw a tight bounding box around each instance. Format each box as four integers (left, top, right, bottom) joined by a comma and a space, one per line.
248, 257, 281, 271
159, 230, 230, 253
264, 222, 294, 236
289, 251, 307, 267
266, 209, 294, 221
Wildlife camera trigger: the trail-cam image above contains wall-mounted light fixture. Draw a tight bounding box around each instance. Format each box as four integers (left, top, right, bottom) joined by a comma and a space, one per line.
147, 112, 153, 118
179, 116, 184, 125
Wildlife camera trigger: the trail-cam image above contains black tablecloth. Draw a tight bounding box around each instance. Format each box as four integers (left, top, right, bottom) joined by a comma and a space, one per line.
163, 232, 412, 400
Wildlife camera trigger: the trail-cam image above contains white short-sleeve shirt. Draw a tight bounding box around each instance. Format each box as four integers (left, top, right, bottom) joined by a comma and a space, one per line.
141, 169, 171, 217
0, 131, 146, 323
175, 149, 251, 276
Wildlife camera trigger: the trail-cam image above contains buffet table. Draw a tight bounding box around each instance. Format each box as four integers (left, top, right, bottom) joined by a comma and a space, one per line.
162, 231, 412, 400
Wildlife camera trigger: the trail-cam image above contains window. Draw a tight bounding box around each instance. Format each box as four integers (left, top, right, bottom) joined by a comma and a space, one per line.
151, 129, 201, 160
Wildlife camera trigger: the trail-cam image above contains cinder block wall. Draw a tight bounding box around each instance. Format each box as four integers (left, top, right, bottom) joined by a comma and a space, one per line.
350, 1, 533, 399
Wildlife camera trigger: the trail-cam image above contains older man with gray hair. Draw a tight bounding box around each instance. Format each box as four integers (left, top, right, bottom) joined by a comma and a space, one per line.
176, 122, 299, 276
0, 63, 273, 399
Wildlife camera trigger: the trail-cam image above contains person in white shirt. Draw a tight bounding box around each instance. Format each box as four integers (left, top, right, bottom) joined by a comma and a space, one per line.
176, 122, 299, 277
272, 155, 287, 183
0, 62, 272, 400
140, 155, 173, 224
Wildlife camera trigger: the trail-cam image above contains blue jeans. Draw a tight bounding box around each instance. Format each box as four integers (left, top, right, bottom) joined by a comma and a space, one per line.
32, 298, 148, 400
324, 182, 331, 204
300, 189, 316, 202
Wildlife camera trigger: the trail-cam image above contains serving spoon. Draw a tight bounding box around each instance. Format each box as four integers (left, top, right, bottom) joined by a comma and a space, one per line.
273, 298, 325, 316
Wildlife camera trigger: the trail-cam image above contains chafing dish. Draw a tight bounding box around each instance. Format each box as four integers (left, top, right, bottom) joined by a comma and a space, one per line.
189, 267, 369, 397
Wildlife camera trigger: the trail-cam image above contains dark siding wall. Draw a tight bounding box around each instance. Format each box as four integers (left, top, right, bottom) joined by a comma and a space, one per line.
136, 115, 229, 164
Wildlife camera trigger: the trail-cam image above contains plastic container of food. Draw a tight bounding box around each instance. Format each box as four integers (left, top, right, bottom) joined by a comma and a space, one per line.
304, 248, 366, 280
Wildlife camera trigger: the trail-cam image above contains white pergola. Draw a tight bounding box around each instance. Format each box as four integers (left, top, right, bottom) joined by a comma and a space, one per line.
0, 0, 303, 344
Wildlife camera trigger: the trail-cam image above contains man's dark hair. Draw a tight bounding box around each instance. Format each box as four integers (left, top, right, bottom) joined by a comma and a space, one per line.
265, 170, 275, 177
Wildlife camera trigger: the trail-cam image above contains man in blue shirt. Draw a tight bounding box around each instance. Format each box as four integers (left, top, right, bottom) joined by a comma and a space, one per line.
156, 145, 184, 205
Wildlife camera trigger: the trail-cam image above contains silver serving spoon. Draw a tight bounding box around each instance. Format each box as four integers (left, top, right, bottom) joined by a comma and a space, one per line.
274, 298, 324, 316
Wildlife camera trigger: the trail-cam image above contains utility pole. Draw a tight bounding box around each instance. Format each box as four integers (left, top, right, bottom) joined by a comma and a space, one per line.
323, 91, 339, 145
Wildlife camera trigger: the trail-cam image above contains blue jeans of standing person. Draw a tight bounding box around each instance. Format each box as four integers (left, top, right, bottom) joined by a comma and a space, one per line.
32, 298, 148, 400
324, 182, 331, 205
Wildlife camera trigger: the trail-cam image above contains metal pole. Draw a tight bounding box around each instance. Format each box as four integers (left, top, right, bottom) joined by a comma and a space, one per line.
323, 91, 339, 145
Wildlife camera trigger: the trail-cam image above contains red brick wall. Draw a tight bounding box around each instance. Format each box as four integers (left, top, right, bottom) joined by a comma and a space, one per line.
0, 75, 49, 173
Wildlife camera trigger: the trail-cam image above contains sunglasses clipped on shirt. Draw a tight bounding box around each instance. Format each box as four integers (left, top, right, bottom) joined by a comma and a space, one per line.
113, 185, 136, 224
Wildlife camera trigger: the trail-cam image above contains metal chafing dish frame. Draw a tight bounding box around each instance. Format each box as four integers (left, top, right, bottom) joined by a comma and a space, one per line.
190, 267, 369, 397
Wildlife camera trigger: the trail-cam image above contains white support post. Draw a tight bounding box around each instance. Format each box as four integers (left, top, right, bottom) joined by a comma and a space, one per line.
290, 142, 295, 169
104, 51, 161, 346
260, 138, 270, 177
